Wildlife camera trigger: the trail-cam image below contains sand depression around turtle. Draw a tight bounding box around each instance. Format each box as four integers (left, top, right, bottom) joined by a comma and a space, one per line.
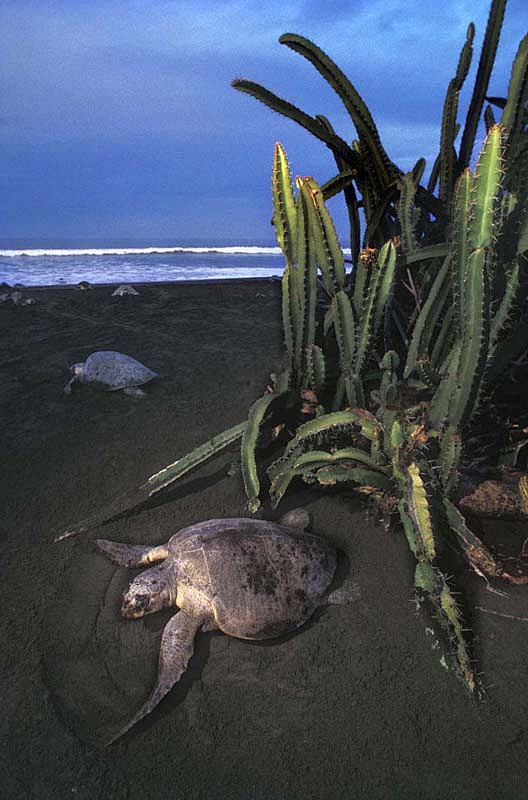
44, 509, 352, 745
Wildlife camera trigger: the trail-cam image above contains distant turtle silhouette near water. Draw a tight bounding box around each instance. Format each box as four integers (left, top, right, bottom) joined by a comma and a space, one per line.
96, 509, 351, 743
112, 284, 139, 296
0, 289, 35, 306
63, 350, 158, 397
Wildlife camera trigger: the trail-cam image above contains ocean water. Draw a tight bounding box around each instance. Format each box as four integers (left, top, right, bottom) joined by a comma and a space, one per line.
0, 238, 353, 287
0, 240, 289, 286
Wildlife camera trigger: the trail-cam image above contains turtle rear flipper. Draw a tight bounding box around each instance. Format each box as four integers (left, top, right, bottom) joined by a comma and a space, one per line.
278, 508, 311, 530
106, 610, 204, 745
96, 539, 169, 567
122, 386, 147, 398
323, 583, 361, 605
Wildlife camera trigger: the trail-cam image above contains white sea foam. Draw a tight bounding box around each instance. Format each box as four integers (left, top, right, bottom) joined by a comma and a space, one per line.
0, 244, 352, 258
0, 242, 353, 285
0, 245, 283, 257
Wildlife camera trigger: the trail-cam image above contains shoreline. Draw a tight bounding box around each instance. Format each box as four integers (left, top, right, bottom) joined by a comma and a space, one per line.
3, 275, 283, 292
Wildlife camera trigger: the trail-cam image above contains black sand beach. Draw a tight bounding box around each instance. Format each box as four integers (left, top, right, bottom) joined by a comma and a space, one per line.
2, 279, 528, 799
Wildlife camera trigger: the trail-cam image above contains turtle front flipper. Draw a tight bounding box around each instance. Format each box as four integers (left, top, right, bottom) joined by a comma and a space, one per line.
63, 376, 76, 395
95, 539, 168, 567
106, 610, 204, 745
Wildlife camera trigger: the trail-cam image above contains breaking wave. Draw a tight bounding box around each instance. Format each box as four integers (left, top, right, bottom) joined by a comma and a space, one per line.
0, 245, 284, 258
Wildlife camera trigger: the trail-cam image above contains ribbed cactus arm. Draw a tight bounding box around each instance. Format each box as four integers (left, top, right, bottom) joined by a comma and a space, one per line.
500, 32, 528, 134
281, 264, 294, 367
452, 168, 472, 331
438, 23, 474, 208
429, 342, 462, 428
232, 78, 359, 166
320, 169, 357, 201
397, 173, 418, 256
501, 35, 528, 198
469, 124, 505, 250
395, 457, 477, 695
439, 80, 461, 209
372, 240, 397, 342
404, 254, 451, 378
353, 241, 395, 378
279, 410, 384, 465
289, 177, 308, 378
457, 0, 506, 171
299, 193, 319, 388
272, 144, 298, 370
316, 114, 361, 266
272, 142, 297, 263
406, 462, 437, 561
488, 261, 520, 359
241, 393, 278, 512
302, 177, 345, 290
333, 289, 357, 405
278, 33, 396, 189
448, 247, 490, 428
269, 447, 391, 508
447, 126, 504, 428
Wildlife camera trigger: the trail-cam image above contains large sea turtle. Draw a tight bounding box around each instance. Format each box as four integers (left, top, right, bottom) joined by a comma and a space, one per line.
63, 350, 158, 397
96, 509, 347, 743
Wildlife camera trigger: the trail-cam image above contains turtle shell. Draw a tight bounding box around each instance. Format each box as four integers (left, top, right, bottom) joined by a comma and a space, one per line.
168, 518, 337, 640
81, 351, 158, 391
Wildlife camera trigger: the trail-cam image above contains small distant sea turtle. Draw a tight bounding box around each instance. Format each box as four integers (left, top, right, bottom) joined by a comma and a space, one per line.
0, 290, 35, 306
63, 350, 158, 397
112, 284, 139, 296
96, 509, 349, 743
76, 281, 92, 291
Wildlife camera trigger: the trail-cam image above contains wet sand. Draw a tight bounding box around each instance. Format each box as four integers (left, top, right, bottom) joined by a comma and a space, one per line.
2, 279, 528, 799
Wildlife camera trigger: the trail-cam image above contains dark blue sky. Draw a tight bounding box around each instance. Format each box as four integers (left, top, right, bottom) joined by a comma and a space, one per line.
2, 0, 527, 243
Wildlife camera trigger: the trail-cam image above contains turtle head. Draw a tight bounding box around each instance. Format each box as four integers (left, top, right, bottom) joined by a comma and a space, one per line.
121, 567, 171, 618
63, 362, 85, 395
70, 362, 85, 378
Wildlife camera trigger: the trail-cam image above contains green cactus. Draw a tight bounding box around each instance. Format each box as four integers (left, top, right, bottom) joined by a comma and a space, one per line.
457, 0, 506, 171
439, 427, 462, 496
269, 447, 391, 508
394, 447, 476, 691
333, 289, 358, 405
241, 393, 278, 513
302, 176, 345, 291
275, 408, 385, 464
438, 23, 474, 208
404, 254, 451, 379
272, 142, 297, 265
397, 173, 418, 257
438, 125, 504, 429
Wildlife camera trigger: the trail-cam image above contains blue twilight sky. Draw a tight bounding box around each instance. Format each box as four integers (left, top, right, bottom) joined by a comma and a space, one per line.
2, 0, 527, 244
